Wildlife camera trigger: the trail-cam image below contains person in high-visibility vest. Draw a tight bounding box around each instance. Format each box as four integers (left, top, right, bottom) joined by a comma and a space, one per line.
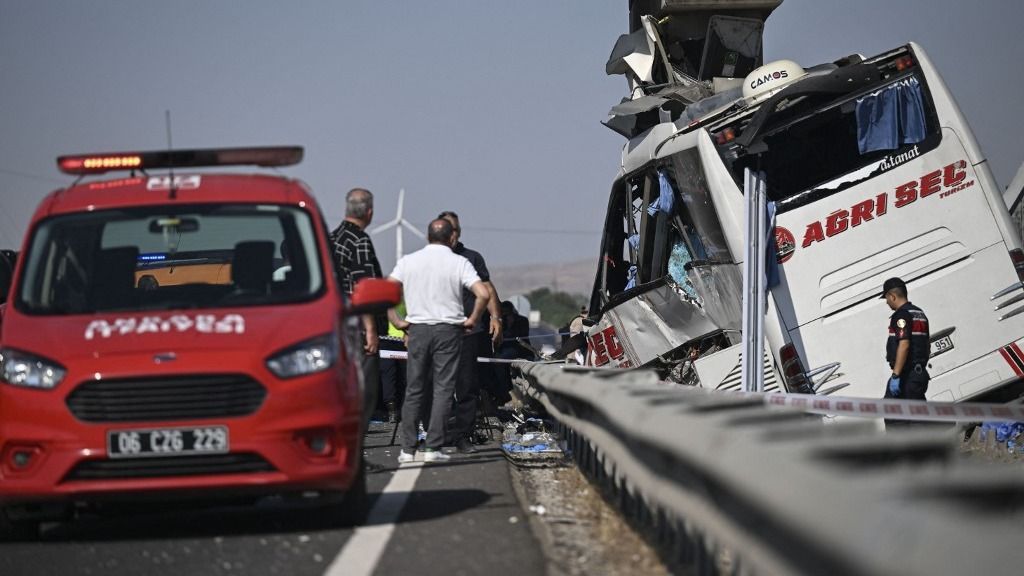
380, 301, 407, 423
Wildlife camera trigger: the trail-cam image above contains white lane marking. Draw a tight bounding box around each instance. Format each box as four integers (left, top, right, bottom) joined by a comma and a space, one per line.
324, 461, 424, 576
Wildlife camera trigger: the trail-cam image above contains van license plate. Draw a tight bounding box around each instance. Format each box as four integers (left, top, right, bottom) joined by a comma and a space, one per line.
930, 336, 954, 358
107, 426, 229, 459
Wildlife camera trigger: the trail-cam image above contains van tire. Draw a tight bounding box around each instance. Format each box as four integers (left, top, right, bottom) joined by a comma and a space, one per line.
321, 458, 368, 528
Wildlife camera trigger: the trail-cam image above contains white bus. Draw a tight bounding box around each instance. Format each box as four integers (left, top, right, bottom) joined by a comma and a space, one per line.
586, 8, 1024, 402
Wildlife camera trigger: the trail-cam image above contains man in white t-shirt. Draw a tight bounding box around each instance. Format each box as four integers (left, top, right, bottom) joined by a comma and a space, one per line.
388, 218, 490, 463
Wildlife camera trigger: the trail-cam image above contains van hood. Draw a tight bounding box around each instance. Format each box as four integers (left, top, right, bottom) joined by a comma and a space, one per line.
2, 307, 336, 361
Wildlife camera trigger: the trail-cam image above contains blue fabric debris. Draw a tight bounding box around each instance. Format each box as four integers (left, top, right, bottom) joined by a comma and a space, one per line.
502, 443, 551, 453
627, 233, 640, 251
856, 85, 898, 153
647, 170, 676, 217
897, 77, 927, 144
624, 264, 638, 290
855, 77, 927, 154
978, 421, 1024, 452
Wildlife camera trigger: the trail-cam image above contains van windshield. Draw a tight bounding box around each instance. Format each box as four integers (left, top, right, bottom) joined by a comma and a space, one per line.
16, 204, 324, 315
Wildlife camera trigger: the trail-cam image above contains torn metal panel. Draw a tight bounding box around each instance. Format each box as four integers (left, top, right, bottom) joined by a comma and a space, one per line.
698, 15, 765, 80
609, 94, 670, 117
604, 84, 712, 139
588, 267, 741, 368
606, 27, 657, 82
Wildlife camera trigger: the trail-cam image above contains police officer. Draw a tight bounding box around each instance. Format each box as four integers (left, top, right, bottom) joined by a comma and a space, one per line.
882, 277, 930, 400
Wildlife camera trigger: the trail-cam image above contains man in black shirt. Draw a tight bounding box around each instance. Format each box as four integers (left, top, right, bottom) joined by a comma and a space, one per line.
330, 188, 384, 431
881, 277, 930, 400
439, 211, 502, 453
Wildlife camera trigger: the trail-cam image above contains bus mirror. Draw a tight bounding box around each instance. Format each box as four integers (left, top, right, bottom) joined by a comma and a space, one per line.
346, 278, 401, 316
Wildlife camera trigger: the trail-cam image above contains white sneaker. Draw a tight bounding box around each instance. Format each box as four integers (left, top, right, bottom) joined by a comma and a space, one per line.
397, 450, 415, 463
422, 450, 451, 463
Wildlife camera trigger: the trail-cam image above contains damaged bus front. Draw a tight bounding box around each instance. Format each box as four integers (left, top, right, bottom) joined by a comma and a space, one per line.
587, 1, 1024, 402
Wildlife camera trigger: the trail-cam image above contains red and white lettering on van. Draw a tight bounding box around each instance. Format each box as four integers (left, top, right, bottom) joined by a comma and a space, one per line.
84, 314, 246, 340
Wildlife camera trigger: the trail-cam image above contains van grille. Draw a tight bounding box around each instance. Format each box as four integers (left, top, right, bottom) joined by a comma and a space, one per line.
64, 453, 274, 481
66, 375, 266, 423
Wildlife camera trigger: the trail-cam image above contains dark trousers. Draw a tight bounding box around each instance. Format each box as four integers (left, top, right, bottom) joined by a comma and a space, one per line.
884, 364, 929, 428
379, 338, 406, 406
401, 324, 462, 452
359, 329, 379, 434
490, 342, 522, 405
448, 331, 490, 443
884, 364, 929, 400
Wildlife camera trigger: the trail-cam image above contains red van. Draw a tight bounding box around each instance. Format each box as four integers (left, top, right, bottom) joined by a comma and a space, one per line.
0, 147, 398, 538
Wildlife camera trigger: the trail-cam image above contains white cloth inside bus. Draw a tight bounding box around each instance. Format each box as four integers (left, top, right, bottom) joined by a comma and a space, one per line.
855, 77, 926, 154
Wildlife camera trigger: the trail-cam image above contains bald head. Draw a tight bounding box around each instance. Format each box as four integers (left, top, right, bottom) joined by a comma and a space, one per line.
345, 188, 373, 220
427, 218, 455, 245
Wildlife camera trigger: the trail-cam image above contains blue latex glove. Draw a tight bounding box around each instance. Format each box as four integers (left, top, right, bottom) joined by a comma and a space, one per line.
887, 375, 901, 396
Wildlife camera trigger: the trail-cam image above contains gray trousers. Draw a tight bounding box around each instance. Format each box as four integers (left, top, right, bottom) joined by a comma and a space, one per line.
401, 323, 463, 451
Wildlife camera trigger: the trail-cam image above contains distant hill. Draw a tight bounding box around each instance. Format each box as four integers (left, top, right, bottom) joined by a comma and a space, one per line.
489, 259, 595, 299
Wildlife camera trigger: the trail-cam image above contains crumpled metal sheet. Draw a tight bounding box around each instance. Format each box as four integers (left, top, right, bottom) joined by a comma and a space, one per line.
596, 271, 740, 367
606, 27, 656, 82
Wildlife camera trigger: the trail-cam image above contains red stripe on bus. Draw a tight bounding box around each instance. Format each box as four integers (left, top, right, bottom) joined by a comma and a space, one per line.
1001, 347, 1024, 376
1011, 342, 1024, 364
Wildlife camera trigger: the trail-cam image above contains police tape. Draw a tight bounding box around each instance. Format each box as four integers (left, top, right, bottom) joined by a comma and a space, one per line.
730, 390, 1024, 423
378, 349, 519, 364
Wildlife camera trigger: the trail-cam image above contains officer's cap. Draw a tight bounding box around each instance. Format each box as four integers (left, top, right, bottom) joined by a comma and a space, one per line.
879, 277, 907, 299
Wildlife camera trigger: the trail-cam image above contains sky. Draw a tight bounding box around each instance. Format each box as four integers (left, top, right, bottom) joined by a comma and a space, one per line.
2, 0, 1022, 274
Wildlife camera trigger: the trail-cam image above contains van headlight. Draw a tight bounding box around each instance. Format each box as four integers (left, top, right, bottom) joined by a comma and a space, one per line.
266, 333, 339, 379
0, 348, 67, 390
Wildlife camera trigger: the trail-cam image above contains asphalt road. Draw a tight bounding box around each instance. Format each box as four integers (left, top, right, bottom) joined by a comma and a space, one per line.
0, 421, 545, 576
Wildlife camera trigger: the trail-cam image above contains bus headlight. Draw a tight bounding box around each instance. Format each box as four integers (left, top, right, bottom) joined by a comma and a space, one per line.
0, 348, 66, 390
266, 333, 339, 379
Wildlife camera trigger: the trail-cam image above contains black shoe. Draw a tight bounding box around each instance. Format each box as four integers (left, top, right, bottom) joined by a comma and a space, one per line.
454, 437, 478, 454
386, 401, 398, 424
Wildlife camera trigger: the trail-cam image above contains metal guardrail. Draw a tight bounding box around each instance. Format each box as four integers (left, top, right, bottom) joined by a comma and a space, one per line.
513, 361, 1024, 576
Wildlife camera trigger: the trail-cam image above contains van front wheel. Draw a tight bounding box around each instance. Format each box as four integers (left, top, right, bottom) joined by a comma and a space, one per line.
320, 459, 368, 528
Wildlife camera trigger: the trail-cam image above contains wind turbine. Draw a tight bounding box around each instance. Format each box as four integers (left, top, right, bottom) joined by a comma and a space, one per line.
369, 188, 425, 262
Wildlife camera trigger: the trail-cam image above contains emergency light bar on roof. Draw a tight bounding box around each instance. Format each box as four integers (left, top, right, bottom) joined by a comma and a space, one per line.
56, 146, 303, 175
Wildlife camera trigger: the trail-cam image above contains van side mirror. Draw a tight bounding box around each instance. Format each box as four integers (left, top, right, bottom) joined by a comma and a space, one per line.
0, 252, 13, 306
346, 278, 401, 316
